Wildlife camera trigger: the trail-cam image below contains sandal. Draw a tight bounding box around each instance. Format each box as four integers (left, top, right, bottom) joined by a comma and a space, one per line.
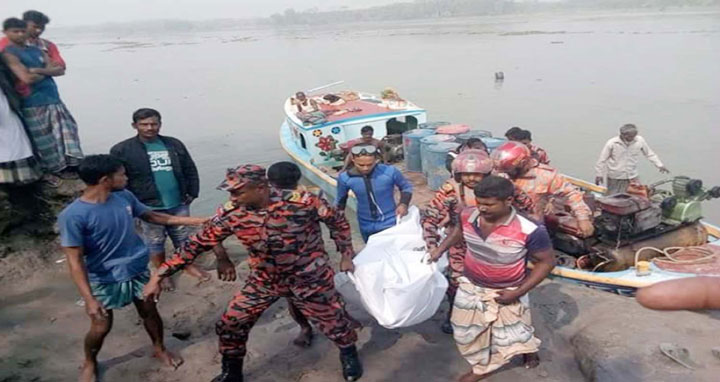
42, 174, 62, 188
659, 343, 701, 369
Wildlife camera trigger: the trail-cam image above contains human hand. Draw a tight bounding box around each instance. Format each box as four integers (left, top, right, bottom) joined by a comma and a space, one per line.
216, 258, 237, 282
85, 298, 108, 321
396, 204, 408, 218
340, 257, 355, 273
659, 166, 670, 174
595, 176, 603, 186
426, 247, 443, 264
143, 277, 163, 303
578, 219, 595, 238
495, 289, 522, 305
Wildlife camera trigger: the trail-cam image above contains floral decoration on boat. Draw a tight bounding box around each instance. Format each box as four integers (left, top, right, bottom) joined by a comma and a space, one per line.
312, 129, 323, 137
331, 126, 341, 134
315, 135, 338, 154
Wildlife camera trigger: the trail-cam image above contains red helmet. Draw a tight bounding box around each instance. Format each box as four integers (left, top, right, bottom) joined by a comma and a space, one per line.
491, 141, 531, 173
452, 149, 493, 174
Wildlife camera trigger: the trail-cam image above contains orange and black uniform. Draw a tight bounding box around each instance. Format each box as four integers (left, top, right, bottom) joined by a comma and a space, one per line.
158, 187, 358, 359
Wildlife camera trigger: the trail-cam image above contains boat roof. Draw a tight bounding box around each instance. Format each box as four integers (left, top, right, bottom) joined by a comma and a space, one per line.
284, 91, 425, 129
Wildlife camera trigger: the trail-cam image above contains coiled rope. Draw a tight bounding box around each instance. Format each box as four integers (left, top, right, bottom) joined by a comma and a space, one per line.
634, 246, 717, 268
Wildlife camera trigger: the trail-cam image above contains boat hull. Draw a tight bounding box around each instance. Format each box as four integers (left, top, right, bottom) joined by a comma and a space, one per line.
280, 121, 720, 296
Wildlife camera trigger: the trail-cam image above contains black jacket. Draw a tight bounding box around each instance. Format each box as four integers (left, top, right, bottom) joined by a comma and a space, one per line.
110, 135, 199, 208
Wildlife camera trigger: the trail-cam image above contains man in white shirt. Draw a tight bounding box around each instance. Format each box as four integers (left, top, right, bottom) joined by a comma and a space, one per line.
595, 124, 669, 195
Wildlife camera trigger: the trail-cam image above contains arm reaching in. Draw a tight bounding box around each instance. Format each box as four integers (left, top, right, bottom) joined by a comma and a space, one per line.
316, 194, 356, 272
140, 210, 209, 226
639, 137, 669, 174
636, 277, 720, 311
427, 225, 462, 264
143, 215, 234, 301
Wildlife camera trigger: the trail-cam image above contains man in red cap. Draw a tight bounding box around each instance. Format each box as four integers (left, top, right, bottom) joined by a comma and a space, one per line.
422, 149, 535, 334
143, 164, 363, 382
492, 141, 594, 237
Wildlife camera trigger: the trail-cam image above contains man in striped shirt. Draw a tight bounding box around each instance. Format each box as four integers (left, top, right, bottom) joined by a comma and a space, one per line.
428, 175, 555, 382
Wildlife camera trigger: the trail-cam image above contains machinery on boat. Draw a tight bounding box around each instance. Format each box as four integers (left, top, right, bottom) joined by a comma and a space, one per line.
547, 176, 720, 272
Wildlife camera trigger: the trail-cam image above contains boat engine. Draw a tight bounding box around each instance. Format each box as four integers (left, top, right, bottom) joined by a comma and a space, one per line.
648, 176, 720, 224
546, 176, 719, 272
594, 194, 663, 243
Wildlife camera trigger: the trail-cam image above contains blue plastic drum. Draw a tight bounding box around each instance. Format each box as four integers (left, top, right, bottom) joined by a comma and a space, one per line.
481, 137, 508, 152
420, 134, 455, 176
425, 142, 461, 191
457, 129, 493, 144
403, 129, 435, 172
418, 121, 452, 131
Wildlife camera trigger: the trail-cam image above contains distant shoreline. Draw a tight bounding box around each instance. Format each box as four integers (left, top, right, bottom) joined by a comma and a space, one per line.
51, 5, 720, 36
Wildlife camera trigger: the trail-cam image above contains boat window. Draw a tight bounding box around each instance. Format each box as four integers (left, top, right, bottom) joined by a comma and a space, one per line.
386, 116, 418, 135
300, 133, 307, 150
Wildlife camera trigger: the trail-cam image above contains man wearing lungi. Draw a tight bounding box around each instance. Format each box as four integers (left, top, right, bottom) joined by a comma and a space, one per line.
58, 155, 209, 382
428, 175, 555, 382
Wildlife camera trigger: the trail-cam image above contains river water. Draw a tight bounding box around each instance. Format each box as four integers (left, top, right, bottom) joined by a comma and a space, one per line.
50, 10, 720, 221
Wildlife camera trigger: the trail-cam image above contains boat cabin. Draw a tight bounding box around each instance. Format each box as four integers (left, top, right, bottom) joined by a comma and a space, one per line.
283, 91, 427, 167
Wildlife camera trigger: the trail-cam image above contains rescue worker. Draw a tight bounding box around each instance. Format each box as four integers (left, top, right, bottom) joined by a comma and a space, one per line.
336, 144, 413, 242
491, 141, 594, 237
341, 125, 385, 171
445, 137, 489, 172
505, 127, 550, 165
422, 149, 535, 334
143, 165, 363, 382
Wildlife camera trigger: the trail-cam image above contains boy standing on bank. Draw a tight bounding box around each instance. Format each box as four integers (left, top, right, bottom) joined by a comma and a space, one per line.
59, 155, 207, 382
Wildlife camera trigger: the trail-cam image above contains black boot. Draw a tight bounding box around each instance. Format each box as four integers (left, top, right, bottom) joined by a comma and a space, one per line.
442, 298, 454, 335
339, 345, 363, 381
211, 357, 243, 382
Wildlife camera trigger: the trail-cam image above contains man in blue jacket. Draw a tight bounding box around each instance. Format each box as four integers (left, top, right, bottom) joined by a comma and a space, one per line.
336, 144, 413, 242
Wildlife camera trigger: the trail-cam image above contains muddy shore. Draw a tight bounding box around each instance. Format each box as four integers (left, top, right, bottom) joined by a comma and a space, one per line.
1, 231, 719, 382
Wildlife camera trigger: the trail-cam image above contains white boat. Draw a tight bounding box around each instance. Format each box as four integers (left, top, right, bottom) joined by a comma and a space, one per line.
280, 89, 720, 296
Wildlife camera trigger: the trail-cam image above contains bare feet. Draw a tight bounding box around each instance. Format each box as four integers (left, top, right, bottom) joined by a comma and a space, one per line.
79, 361, 97, 382
292, 326, 314, 348
153, 349, 184, 369
524, 353, 540, 369
160, 277, 176, 292
458, 371, 486, 382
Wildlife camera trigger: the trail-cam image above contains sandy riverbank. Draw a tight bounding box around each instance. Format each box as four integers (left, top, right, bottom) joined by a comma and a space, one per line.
1, 232, 719, 382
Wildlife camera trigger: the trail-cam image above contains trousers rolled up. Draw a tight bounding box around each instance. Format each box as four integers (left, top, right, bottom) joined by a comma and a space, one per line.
216, 265, 358, 359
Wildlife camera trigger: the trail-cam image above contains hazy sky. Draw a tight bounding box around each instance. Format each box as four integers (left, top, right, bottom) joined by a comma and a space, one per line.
0, 0, 401, 26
